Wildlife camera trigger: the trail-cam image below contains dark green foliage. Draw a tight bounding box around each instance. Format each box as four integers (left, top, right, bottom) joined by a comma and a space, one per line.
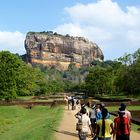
91, 60, 102, 66
0, 51, 22, 100
45, 80, 64, 95
112, 49, 140, 96
0, 48, 140, 99
38, 66, 65, 94
16, 65, 47, 96
85, 67, 111, 96
85, 50, 140, 97
115, 51, 140, 95
0, 51, 48, 100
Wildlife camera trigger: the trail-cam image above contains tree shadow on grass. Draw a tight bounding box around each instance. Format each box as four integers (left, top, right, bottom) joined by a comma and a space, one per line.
54, 129, 78, 137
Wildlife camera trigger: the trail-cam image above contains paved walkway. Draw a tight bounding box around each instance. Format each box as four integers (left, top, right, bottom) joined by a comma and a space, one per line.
55, 106, 140, 140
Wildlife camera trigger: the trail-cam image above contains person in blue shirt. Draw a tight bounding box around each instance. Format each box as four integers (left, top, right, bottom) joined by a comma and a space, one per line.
96, 103, 110, 120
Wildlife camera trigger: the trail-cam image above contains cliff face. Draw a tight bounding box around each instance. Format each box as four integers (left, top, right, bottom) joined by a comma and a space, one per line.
25, 32, 104, 70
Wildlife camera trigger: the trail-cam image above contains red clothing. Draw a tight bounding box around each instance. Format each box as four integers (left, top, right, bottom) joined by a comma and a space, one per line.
114, 116, 130, 135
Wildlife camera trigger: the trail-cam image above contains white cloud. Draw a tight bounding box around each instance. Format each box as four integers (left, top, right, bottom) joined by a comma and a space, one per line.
55, 23, 84, 36
55, 0, 140, 60
0, 31, 25, 55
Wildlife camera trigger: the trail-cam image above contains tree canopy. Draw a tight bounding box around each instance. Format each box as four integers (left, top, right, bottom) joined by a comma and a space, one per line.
0, 48, 140, 100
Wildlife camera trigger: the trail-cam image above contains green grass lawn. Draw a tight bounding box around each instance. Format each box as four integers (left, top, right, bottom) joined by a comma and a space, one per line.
107, 106, 140, 111
0, 105, 64, 140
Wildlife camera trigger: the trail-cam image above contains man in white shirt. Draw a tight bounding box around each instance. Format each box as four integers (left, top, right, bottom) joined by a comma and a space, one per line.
66, 96, 71, 110
89, 104, 96, 134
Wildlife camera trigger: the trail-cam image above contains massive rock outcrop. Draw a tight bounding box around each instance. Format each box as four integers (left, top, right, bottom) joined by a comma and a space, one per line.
25, 32, 104, 70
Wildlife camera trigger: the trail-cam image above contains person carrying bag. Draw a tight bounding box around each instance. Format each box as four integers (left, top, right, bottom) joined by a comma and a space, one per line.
76, 115, 82, 131
75, 108, 93, 140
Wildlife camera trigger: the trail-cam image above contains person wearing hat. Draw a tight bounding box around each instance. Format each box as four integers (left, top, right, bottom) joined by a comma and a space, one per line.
120, 103, 132, 125
75, 104, 88, 117
89, 104, 97, 134
113, 107, 130, 140
79, 104, 89, 116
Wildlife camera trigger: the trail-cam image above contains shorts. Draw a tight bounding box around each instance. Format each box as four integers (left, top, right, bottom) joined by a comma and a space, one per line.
98, 137, 111, 140
78, 131, 88, 140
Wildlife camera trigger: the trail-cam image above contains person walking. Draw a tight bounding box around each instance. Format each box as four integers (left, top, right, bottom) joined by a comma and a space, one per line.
96, 104, 102, 120
71, 96, 76, 110
66, 96, 71, 110
75, 108, 93, 140
76, 99, 81, 110
78, 104, 89, 116
113, 107, 130, 140
120, 103, 132, 126
96, 108, 114, 140
96, 103, 110, 120
89, 104, 97, 134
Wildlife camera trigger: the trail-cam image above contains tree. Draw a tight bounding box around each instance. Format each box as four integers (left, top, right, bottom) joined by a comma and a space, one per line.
0, 51, 23, 100
16, 65, 47, 96
67, 63, 81, 83
0, 51, 49, 99
117, 53, 132, 65
85, 67, 111, 96
114, 49, 140, 95
132, 48, 140, 63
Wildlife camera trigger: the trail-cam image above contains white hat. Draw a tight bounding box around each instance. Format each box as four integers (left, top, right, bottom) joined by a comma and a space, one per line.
82, 104, 86, 107
101, 103, 105, 107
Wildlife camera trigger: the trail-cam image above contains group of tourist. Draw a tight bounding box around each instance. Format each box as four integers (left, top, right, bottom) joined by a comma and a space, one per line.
65, 95, 80, 110
75, 102, 132, 140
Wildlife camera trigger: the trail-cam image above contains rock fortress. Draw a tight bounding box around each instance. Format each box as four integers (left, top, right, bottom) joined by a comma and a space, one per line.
24, 31, 104, 70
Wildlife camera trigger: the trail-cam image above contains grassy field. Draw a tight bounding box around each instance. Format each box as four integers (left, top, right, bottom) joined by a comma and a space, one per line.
0, 105, 64, 140
107, 106, 140, 111
96, 94, 140, 101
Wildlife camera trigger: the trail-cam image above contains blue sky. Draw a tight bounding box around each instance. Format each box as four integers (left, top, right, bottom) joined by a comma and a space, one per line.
0, 0, 140, 60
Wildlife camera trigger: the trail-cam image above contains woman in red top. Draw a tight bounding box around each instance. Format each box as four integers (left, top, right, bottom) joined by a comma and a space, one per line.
113, 108, 130, 140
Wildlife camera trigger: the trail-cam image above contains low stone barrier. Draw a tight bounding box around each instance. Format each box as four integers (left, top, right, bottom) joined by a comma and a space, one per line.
0, 100, 66, 106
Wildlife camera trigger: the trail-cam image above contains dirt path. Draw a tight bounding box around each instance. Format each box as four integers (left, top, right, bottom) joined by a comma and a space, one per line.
55, 105, 140, 140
